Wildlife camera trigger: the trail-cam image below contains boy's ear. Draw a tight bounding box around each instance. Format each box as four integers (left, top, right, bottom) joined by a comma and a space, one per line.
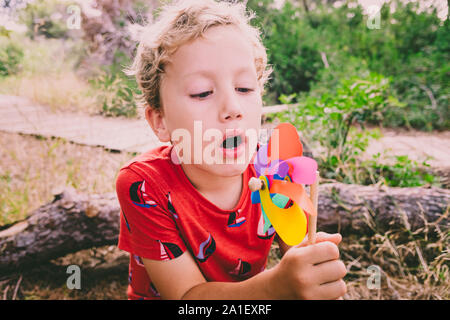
144, 106, 171, 142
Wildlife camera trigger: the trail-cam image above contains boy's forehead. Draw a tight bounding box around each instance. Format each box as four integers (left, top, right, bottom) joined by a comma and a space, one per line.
166, 26, 256, 79
183, 66, 255, 79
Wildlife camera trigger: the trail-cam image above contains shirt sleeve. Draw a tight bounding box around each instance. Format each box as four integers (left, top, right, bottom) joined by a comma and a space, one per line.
116, 167, 186, 261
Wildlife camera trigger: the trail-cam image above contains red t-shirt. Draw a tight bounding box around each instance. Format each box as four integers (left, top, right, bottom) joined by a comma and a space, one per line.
116, 145, 276, 300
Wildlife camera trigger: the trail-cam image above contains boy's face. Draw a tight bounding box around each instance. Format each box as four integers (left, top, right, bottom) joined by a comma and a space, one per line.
150, 24, 263, 177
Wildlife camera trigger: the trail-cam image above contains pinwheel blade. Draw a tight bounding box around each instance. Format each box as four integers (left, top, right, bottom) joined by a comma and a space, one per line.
254, 143, 269, 176
258, 176, 307, 246
268, 123, 303, 161
269, 179, 317, 216
284, 156, 318, 185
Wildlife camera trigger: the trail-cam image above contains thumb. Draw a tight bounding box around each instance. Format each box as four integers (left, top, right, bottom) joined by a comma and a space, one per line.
315, 232, 342, 246
296, 232, 342, 248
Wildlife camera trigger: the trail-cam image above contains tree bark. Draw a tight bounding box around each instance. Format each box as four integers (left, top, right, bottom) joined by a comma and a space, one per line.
316, 183, 449, 236
0, 184, 448, 274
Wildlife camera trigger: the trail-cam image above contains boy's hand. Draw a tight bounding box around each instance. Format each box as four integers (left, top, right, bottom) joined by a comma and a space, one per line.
271, 232, 347, 300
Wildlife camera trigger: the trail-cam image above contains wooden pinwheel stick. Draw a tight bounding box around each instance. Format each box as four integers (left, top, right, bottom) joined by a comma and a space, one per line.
307, 171, 320, 245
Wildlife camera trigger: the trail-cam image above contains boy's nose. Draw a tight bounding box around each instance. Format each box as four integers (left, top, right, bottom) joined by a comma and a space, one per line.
219, 89, 243, 122
222, 108, 242, 121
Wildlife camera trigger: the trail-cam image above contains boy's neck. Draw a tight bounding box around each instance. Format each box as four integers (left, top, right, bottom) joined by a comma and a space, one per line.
180, 163, 243, 211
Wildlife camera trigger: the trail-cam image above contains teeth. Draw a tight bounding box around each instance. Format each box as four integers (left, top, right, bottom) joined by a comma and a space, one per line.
222, 135, 242, 149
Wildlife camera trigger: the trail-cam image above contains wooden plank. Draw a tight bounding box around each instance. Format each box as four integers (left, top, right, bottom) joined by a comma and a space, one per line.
0, 109, 50, 127
0, 95, 300, 153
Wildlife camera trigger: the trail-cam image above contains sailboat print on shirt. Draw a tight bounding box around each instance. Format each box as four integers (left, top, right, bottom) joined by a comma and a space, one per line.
227, 209, 246, 227
195, 233, 216, 263
166, 192, 178, 219
158, 240, 183, 260
133, 254, 144, 266
149, 282, 160, 297
256, 208, 276, 239
129, 180, 158, 208
121, 210, 132, 233
229, 258, 251, 277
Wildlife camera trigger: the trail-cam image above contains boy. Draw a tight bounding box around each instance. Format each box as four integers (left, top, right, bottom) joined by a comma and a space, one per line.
116, 0, 347, 300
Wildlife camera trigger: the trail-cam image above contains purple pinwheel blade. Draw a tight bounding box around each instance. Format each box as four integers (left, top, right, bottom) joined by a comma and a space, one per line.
254, 143, 269, 176
276, 161, 290, 177
266, 159, 289, 178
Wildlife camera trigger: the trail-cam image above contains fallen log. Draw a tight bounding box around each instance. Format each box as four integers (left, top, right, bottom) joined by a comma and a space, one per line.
317, 184, 449, 235
0, 184, 448, 274
0, 189, 120, 275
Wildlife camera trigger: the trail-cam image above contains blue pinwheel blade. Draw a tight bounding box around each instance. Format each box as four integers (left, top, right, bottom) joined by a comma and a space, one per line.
251, 190, 261, 204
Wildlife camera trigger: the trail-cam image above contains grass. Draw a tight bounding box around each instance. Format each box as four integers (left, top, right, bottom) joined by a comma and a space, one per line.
0, 132, 135, 225
1, 72, 99, 114
268, 205, 449, 300
0, 35, 100, 115
0, 132, 135, 299
0, 132, 135, 300
340, 210, 449, 300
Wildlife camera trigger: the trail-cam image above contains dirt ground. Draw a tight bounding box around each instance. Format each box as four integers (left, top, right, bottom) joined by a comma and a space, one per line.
363, 128, 450, 169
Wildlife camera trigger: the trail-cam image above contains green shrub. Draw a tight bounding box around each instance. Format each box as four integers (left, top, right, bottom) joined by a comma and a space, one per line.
248, 0, 324, 104
18, 0, 71, 39
364, 154, 437, 188
0, 41, 24, 77
247, 0, 448, 130
275, 73, 439, 187
90, 54, 141, 118
90, 70, 139, 118
279, 73, 402, 159
88, 50, 141, 118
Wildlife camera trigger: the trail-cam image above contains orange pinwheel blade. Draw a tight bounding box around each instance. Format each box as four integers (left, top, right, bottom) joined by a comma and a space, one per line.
269, 179, 317, 216
268, 123, 303, 161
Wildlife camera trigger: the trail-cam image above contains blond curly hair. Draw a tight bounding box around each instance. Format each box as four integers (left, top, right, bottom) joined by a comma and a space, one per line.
125, 0, 273, 113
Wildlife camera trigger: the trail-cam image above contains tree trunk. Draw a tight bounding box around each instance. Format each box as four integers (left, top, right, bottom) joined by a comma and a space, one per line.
0, 184, 448, 274
316, 183, 449, 236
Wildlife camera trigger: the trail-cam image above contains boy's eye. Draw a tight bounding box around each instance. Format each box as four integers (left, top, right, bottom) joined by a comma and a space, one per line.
190, 91, 212, 99
237, 88, 254, 93
190, 88, 254, 99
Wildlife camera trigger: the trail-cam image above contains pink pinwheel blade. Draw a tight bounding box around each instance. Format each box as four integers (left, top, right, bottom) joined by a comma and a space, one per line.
284, 156, 318, 185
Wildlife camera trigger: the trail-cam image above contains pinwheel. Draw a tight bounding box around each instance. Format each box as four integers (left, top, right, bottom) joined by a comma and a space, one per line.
249, 123, 320, 246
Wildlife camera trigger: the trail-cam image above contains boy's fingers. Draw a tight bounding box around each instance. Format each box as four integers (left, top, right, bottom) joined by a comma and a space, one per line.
313, 259, 347, 284
298, 241, 340, 265
315, 279, 347, 300
296, 232, 342, 248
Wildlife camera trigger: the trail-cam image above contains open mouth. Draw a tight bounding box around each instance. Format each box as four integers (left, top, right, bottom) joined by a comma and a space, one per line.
222, 135, 243, 149
220, 131, 246, 159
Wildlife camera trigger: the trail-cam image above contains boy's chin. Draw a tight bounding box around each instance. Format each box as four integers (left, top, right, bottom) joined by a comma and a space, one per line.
206, 160, 250, 177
